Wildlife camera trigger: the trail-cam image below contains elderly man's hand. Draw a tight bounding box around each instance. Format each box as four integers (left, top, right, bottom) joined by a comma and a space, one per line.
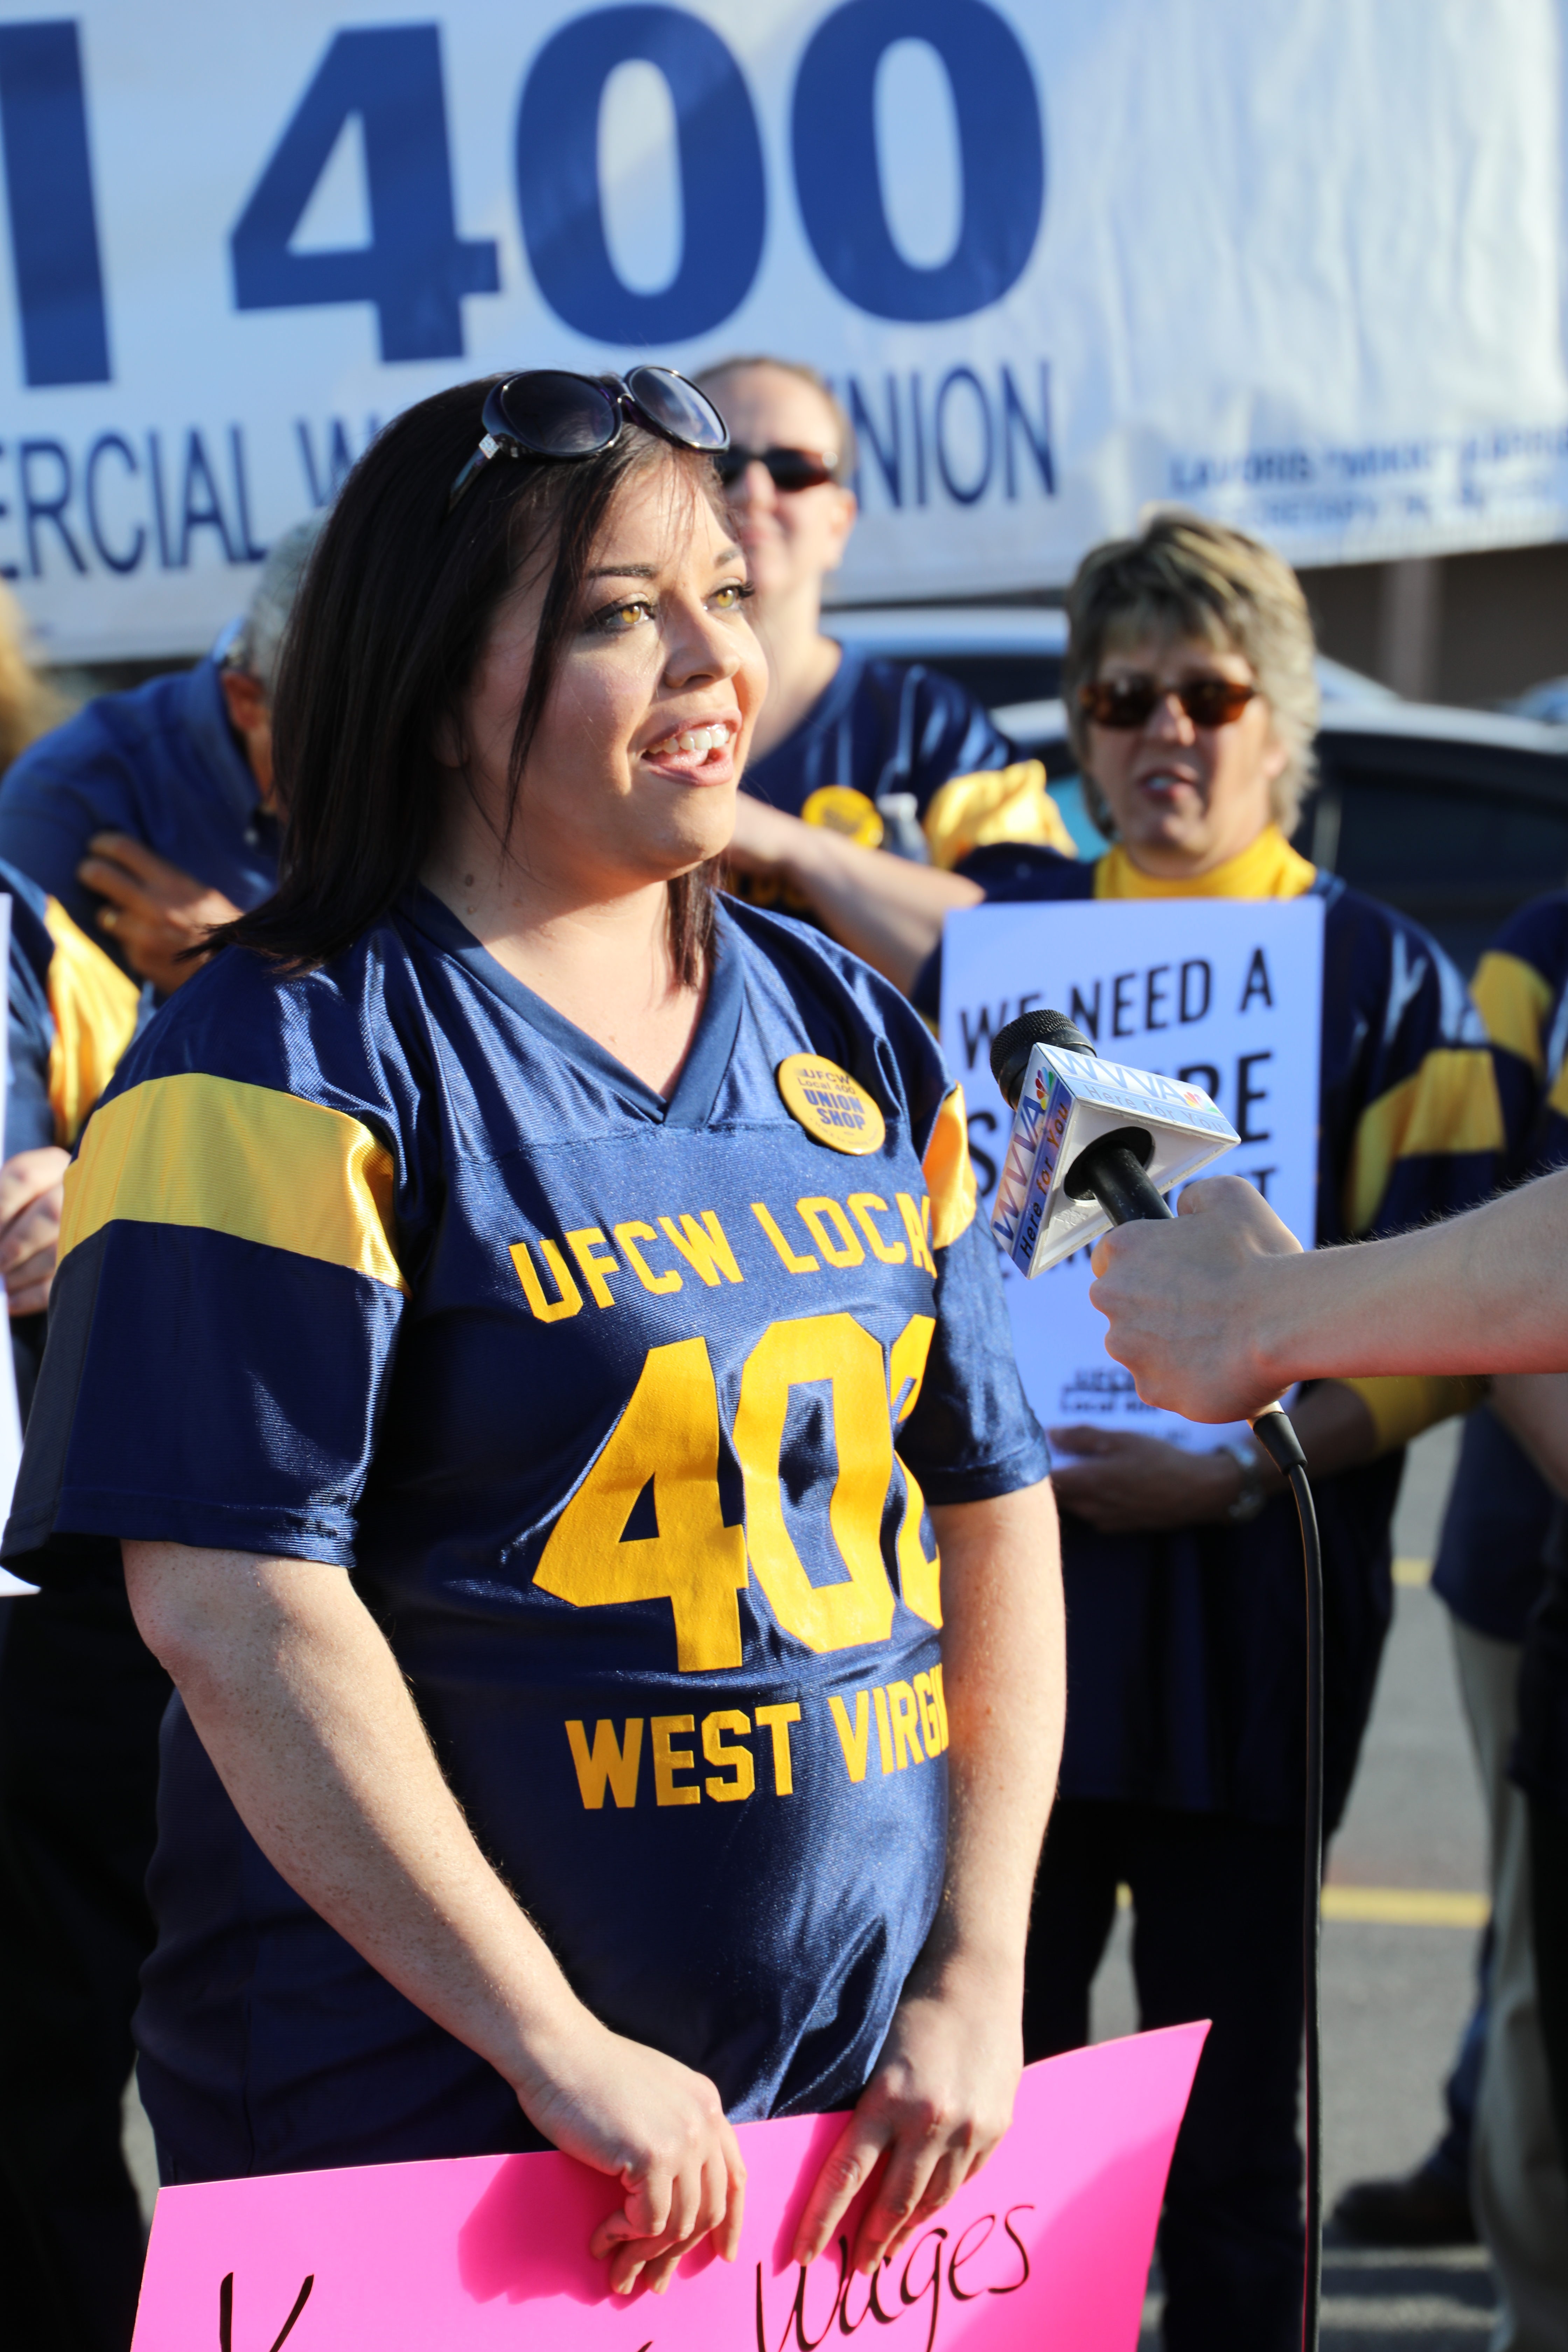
77, 833, 242, 994
0, 1145, 71, 1316
1087, 1175, 1306, 1422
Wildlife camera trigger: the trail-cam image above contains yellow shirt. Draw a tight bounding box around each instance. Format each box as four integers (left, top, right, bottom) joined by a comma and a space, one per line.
1093, 825, 1317, 902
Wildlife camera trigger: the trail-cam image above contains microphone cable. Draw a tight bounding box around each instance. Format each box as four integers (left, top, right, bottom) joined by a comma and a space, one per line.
988, 1010, 1324, 2352
1248, 1406, 1324, 2352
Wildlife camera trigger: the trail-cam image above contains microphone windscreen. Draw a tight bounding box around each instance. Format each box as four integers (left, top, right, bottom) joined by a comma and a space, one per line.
989, 1008, 1096, 1107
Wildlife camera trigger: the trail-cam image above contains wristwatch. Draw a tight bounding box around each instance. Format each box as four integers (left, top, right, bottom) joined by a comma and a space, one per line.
1218, 1432, 1273, 1523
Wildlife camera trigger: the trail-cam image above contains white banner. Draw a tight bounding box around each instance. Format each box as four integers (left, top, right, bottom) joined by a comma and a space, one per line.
2, 1, 1568, 659
940, 897, 1324, 1453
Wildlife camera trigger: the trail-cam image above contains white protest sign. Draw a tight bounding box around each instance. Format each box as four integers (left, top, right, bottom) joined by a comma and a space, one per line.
940, 895, 1325, 1452
2, 1, 1568, 660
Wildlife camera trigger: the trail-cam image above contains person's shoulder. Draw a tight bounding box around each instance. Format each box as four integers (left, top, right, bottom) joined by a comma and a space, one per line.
1321, 876, 1484, 1043
721, 897, 952, 1100
0, 855, 52, 928
0, 665, 200, 798
954, 840, 1095, 901
104, 913, 420, 1107
1481, 889, 1568, 993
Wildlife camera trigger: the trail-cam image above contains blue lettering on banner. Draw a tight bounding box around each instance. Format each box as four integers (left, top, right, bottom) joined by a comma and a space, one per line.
516, 6, 765, 342
935, 367, 993, 505
831, 363, 1055, 513
85, 434, 145, 575
295, 416, 378, 508
791, 0, 1044, 323
177, 430, 236, 568
0, 421, 371, 581
20, 440, 86, 576
0, 21, 111, 386
230, 27, 499, 362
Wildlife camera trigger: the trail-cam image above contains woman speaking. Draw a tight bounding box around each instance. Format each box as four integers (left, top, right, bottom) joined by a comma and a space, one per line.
3, 370, 1060, 2295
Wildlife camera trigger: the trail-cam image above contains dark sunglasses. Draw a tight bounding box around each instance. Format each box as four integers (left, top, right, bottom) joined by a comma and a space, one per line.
714, 444, 840, 492
447, 366, 729, 513
1079, 674, 1259, 731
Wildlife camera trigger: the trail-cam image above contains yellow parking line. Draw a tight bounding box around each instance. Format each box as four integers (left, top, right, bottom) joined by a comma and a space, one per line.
1114, 1879, 1487, 1926
1322, 1886, 1489, 1928
1392, 1556, 1432, 1586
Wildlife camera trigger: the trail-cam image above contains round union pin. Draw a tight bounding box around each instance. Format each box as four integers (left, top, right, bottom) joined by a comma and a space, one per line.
776, 1055, 886, 1155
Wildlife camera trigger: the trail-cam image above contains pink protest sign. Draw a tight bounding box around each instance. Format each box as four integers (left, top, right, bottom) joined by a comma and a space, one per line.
132, 2024, 1206, 2352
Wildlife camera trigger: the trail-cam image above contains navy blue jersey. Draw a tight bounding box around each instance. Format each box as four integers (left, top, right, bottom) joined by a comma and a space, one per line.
743, 649, 1013, 832
5, 892, 1047, 2179
1453, 893, 1568, 1815
939, 834, 1502, 1827
1429, 897, 1568, 1645
1, 855, 139, 1409
1, 856, 139, 1154
0, 658, 280, 981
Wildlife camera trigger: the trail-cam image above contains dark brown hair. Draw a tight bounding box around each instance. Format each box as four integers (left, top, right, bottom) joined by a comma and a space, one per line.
219, 376, 723, 982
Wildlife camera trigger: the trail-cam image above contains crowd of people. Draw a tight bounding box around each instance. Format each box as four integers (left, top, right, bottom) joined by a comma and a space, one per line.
0, 353, 1561, 2352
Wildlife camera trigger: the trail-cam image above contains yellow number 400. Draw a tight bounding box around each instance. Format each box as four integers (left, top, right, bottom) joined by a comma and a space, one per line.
534, 1314, 939, 1669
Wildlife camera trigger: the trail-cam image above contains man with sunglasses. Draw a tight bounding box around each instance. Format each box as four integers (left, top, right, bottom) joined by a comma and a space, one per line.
694, 358, 1069, 896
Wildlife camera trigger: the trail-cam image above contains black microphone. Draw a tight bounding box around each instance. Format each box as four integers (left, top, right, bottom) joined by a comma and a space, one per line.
988, 1008, 1304, 1469
990, 1008, 1177, 1229
990, 1006, 1324, 2352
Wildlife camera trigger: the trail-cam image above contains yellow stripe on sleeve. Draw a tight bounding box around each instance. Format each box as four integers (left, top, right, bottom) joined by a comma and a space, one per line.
1343, 1048, 1505, 1237
1339, 1373, 1489, 1455
1471, 949, 1553, 1071
921, 761, 1076, 872
922, 1084, 976, 1249
59, 1071, 404, 1291
42, 896, 141, 1146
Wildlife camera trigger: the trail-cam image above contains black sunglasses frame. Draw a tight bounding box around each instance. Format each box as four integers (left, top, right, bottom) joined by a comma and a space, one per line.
447, 366, 729, 514
1079, 675, 1259, 731
714, 444, 841, 493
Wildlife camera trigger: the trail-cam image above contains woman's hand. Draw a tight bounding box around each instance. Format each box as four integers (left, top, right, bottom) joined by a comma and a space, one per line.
518, 2018, 747, 2296
0, 1145, 70, 1315
792, 1952, 1021, 2275
1048, 1424, 1245, 1532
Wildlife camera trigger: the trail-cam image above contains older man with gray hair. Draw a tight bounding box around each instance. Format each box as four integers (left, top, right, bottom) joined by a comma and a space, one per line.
0, 517, 321, 995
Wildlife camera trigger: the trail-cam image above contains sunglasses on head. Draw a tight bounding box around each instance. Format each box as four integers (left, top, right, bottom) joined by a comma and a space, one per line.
1079, 674, 1258, 731
713, 444, 840, 493
447, 366, 730, 514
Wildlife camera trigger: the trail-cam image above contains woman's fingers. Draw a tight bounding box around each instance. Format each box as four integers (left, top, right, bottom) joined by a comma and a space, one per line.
718, 2132, 748, 2262
876, 2142, 985, 2263
792, 2113, 890, 2268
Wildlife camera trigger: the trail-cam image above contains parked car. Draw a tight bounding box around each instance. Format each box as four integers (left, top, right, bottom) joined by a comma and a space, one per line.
829, 605, 1568, 973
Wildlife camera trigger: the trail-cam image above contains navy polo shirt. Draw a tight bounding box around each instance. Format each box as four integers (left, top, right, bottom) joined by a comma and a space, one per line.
0, 658, 281, 979
743, 648, 1013, 823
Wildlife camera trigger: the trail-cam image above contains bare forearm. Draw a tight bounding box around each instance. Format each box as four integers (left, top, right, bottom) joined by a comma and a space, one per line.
1256, 1175, 1568, 1392
774, 828, 980, 992
123, 1544, 578, 2092
923, 1480, 1063, 1983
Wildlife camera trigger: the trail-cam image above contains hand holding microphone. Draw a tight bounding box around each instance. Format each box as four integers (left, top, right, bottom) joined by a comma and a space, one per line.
1087, 1175, 1309, 1424
987, 1010, 1307, 1475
